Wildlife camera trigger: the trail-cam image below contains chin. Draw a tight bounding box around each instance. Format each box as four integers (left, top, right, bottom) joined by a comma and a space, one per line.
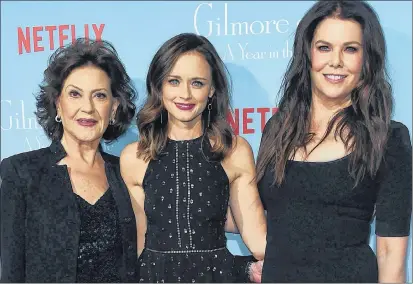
178, 117, 198, 123
171, 113, 199, 123
78, 137, 102, 143
318, 88, 350, 100
72, 132, 102, 143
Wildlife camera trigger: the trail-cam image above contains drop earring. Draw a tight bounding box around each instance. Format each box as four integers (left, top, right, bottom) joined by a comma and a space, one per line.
207, 103, 212, 128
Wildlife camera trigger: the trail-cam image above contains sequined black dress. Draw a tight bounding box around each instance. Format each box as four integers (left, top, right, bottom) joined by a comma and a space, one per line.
138, 136, 253, 283
75, 188, 123, 283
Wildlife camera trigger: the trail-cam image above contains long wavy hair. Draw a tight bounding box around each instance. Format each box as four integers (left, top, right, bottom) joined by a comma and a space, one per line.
256, 0, 393, 187
137, 33, 234, 161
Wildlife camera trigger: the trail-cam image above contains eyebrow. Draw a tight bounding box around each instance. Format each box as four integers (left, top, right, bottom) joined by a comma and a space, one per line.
65, 84, 108, 93
168, 75, 209, 81
314, 40, 362, 46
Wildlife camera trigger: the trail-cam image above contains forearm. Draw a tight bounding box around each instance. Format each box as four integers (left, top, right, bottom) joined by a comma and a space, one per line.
377, 254, 406, 283
239, 204, 267, 260
242, 230, 266, 260
230, 193, 267, 259
233, 202, 267, 260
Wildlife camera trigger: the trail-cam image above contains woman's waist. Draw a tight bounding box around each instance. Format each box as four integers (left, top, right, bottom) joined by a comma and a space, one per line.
267, 218, 371, 248
143, 246, 227, 254
265, 241, 374, 259
267, 233, 371, 250
144, 230, 227, 252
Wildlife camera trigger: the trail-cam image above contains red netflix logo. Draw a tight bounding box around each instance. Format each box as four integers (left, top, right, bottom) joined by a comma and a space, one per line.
17, 24, 105, 55
227, 107, 278, 135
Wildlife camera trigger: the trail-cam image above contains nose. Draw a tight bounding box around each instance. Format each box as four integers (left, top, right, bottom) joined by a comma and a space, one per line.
329, 49, 343, 68
81, 96, 95, 113
179, 83, 192, 100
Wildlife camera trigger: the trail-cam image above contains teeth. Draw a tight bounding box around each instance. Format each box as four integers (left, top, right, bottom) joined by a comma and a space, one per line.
326, 75, 345, 80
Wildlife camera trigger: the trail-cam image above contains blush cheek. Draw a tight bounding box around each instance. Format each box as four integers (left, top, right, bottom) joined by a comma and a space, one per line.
350, 59, 363, 75
311, 50, 327, 73
345, 50, 363, 72
347, 56, 363, 85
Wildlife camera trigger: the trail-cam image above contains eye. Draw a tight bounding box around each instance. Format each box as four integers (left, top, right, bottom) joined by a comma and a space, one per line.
345, 46, 358, 53
317, 45, 330, 52
95, 92, 107, 99
192, 81, 204, 88
168, 79, 179, 86
69, 90, 80, 97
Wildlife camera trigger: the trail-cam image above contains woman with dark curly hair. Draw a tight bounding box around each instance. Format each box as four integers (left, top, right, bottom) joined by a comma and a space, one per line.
256, 1, 411, 282
0, 38, 139, 283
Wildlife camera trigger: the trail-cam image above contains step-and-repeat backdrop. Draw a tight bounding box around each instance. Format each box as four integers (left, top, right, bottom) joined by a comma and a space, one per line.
1, 1, 412, 280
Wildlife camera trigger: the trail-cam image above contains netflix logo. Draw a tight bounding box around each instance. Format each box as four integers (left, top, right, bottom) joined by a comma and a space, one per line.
17, 24, 105, 55
227, 107, 278, 135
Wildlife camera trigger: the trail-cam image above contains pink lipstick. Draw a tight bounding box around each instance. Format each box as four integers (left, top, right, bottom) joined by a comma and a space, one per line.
175, 103, 195, 111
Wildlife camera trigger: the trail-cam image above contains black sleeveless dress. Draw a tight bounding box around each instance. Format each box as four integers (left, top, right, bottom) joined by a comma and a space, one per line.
138, 136, 253, 283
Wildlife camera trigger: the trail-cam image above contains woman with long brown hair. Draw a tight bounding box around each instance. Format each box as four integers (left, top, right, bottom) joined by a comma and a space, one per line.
256, 1, 411, 282
120, 33, 266, 283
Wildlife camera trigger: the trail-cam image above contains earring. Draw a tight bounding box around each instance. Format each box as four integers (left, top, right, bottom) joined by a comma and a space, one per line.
160, 110, 163, 124
207, 103, 212, 128
109, 111, 116, 125
55, 115, 62, 123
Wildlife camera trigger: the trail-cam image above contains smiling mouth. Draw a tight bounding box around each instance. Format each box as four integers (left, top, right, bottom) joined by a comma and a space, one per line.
175, 103, 195, 111
324, 74, 347, 83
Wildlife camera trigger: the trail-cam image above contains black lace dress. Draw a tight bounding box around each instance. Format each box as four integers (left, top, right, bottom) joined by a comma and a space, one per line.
75, 188, 123, 283
138, 137, 254, 283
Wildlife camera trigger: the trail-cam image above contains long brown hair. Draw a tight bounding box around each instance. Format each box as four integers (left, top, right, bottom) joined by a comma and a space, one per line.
256, 1, 393, 187
137, 33, 234, 161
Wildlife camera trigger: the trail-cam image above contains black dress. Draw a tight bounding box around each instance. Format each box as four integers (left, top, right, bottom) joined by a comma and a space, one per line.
75, 188, 123, 283
138, 136, 253, 283
258, 120, 412, 282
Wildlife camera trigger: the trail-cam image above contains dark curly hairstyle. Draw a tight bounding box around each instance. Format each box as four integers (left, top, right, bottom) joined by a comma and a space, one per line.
35, 38, 137, 142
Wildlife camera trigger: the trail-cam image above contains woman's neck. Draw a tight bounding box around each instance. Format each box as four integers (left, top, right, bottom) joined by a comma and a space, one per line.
167, 116, 204, 141
310, 93, 351, 135
60, 133, 101, 166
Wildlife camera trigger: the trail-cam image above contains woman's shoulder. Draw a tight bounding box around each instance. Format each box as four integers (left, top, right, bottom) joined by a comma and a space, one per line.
0, 147, 51, 183
120, 141, 142, 164
120, 141, 149, 171
378, 120, 412, 172
1, 147, 50, 170
389, 120, 410, 138
388, 120, 411, 150
222, 135, 254, 167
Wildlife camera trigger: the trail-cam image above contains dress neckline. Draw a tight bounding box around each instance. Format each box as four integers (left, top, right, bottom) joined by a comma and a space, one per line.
167, 135, 204, 143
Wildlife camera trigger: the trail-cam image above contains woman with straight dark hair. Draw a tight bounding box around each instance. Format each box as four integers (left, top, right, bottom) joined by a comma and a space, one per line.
121, 33, 266, 283
1, 38, 138, 282
256, 0, 411, 282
